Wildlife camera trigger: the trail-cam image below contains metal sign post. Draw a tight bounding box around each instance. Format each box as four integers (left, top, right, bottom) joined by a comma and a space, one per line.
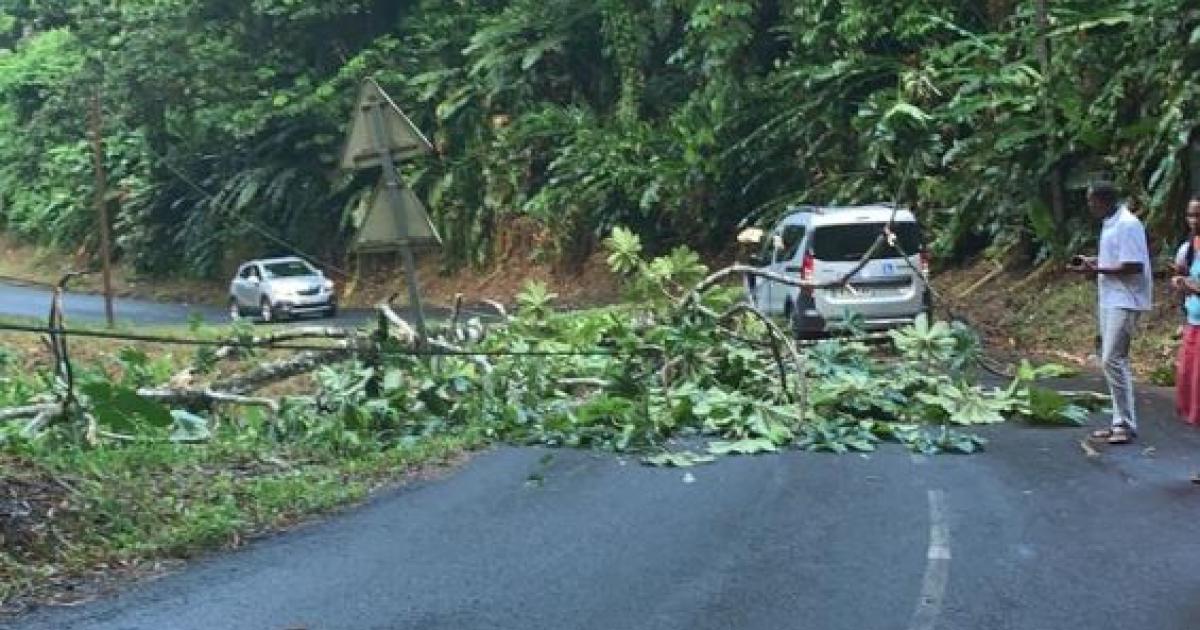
338, 78, 440, 344
364, 96, 428, 342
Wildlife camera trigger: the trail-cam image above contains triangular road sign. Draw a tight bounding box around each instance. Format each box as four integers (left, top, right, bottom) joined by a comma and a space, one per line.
339, 78, 434, 171
350, 179, 442, 252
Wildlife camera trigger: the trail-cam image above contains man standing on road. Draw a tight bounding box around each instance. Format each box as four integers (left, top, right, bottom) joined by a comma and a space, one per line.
1068, 181, 1153, 444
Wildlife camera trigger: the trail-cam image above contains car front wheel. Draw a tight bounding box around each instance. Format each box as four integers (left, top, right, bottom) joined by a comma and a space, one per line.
228, 298, 242, 321
260, 299, 275, 323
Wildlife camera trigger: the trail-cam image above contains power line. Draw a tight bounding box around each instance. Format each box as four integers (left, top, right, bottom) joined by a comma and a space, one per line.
0, 320, 654, 358
136, 139, 353, 277
94, 97, 352, 277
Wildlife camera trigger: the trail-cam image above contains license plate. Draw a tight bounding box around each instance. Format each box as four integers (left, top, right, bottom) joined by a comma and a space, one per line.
831, 285, 903, 298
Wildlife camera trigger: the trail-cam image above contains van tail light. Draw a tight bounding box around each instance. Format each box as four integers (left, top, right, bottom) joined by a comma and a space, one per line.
800, 253, 815, 296
918, 250, 930, 276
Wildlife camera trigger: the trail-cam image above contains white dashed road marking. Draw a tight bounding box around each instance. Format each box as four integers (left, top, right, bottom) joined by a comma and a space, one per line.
909, 489, 951, 630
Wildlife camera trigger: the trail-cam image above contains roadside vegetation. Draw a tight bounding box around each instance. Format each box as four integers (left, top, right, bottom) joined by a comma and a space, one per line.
0, 0, 1178, 617
0, 1, 1192, 280
1, 234, 1100, 612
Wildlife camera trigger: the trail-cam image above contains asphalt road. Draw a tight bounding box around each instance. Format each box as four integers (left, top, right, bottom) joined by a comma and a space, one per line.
0, 281, 374, 327
6, 375, 1200, 630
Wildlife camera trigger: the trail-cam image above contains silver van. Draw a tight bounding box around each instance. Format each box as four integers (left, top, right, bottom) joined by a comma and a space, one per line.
229, 256, 338, 322
743, 205, 931, 338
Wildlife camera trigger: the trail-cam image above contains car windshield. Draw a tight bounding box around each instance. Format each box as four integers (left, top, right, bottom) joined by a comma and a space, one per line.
262, 261, 316, 278
811, 222, 922, 262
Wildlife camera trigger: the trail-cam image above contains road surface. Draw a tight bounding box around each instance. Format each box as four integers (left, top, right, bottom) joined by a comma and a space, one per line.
6, 375, 1200, 630
0, 281, 374, 327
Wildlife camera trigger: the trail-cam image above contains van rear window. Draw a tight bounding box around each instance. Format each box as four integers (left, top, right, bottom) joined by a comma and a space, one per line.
779, 225, 806, 261
810, 223, 922, 261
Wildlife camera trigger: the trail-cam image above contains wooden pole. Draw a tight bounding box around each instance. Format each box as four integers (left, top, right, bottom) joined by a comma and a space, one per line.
1036, 0, 1066, 230
88, 91, 115, 328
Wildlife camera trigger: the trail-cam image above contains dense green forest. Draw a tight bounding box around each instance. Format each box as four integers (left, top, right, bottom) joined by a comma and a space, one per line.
0, 0, 1194, 278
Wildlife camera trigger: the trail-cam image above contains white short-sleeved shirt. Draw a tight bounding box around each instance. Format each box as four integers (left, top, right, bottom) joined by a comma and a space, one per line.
1098, 205, 1152, 311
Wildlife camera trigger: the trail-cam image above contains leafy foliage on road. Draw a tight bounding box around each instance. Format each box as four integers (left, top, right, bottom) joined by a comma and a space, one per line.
0, 233, 1102, 610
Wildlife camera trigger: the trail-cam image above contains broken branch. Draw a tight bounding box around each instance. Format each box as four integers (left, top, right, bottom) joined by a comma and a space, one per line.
0, 403, 63, 422
137, 387, 281, 414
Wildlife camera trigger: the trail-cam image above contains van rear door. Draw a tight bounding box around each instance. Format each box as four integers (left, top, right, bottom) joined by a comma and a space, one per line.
808, 221, 924, 320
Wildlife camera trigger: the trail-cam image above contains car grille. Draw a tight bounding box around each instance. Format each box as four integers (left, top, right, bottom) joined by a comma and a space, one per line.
297, 286, 320, 296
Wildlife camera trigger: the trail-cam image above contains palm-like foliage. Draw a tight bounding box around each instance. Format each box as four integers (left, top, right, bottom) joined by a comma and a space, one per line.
0, 0, 1193, 276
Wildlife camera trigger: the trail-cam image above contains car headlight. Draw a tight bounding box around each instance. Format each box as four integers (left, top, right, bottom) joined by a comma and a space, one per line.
323, 279, 334, 292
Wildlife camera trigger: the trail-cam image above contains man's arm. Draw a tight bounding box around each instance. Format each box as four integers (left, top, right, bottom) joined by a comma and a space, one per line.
1094, 261, 1143, 276
1066, 257, 1141, 276
1097, 221, 1149, 276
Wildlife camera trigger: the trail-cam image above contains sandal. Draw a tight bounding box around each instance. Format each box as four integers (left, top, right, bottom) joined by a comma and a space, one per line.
1107, 425, 1135, 445
1091, 425, 1136, 443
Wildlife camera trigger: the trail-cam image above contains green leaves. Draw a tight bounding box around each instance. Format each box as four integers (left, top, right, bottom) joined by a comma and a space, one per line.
80, 382, 174, 434
916, 384, 1009, 426
1022, 387, 1090, 427
170, 410, 212, 442
708, 438, 778, 455
516, 280, 558, 321
796, 418, 878, 454
605, 226, 644, 275
643, 451, 717, 467
890, 314, 956, 364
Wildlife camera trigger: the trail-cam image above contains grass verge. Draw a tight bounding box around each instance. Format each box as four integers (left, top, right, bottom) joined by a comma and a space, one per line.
0, 432, 484, 613
0, 317, 480, 615
935, 260, 1180, 385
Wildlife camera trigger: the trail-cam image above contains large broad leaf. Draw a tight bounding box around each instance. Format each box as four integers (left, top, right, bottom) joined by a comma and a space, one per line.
890, 314, 957, 363
81, 382, 174, 433
708, 438, 778, 455
917, 385, 1007, 425
170, 410, 212, 442
949, 392, 1007, 425
1024, 387, 1089, 426
604, 226, 643, 274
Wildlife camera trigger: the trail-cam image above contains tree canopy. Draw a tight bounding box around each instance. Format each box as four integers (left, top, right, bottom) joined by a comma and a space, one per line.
0, 0, 1194, 277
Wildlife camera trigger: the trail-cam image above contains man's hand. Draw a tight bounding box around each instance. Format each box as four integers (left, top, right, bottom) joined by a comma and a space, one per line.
1066, 255, 1098, 274
1173, 275, 1200, 294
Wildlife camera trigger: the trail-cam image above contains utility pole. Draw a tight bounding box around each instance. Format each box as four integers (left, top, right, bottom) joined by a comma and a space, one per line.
88, 91, 115, 328
1036, 0, 1066, 230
